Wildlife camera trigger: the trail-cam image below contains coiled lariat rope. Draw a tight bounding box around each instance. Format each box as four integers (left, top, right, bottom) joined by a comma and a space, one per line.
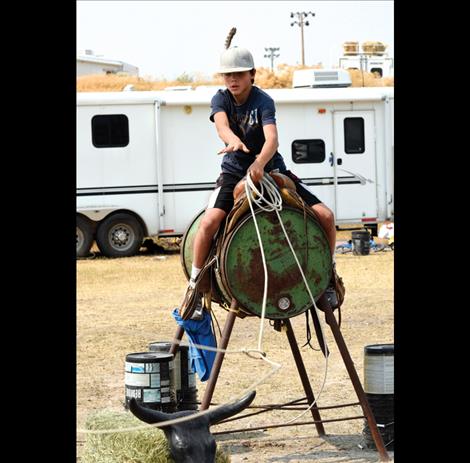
78, 172, 331, 435
244, 171, 329, 424
243, 172, 282, 352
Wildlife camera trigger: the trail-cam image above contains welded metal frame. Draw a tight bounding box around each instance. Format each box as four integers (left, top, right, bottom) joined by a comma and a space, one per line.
169, 294, 390, 461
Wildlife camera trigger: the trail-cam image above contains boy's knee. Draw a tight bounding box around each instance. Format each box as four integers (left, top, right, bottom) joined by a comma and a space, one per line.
313, 204, 335, 228
200, 214, 223, 235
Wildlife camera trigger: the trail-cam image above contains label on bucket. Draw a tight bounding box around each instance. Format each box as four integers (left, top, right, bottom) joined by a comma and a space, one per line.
364, 355, 394, 394
125, 372, 151, 387
126, 362, 145, 373
145, 363, 160, 373
126, 387, 142, 399
143, 389, 161, 403
125, 362, 161, 373
150, 373, 161, 387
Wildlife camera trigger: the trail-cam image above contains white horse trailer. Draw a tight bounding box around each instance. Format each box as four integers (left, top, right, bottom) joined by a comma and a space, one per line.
77, 86, 394, 257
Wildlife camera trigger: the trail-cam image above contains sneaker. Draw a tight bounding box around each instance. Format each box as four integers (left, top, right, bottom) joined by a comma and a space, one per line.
180, 279, 204, 320
190, 295, 204, 320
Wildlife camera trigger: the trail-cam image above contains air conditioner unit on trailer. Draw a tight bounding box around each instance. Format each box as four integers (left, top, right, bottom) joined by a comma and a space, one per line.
292, 69, 352, 88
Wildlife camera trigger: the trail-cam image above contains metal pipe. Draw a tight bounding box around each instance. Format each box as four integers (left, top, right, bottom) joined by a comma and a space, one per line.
169, 325, 184, 356
217, 400, 362, 424
200, 299, 238, 410
322, 301, 390, 461
284, 318, 325, 436
212, 415, 365, 435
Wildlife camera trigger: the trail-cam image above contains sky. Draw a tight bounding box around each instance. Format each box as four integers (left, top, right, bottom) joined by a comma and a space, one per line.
77, 0, 394, 80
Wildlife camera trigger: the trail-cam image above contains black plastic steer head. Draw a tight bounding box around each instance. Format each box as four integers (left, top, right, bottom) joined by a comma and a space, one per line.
129, 390, 256, 463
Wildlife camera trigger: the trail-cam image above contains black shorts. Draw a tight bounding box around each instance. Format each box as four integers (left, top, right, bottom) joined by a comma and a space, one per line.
207, 170, 322, 214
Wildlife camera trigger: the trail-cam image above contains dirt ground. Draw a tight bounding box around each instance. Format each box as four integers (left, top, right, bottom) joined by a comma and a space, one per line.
77, 235, 393, 462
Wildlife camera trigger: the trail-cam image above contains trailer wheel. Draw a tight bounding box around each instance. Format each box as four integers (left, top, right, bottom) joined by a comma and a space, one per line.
96, 213, 144, 257
77, 215, 94, 257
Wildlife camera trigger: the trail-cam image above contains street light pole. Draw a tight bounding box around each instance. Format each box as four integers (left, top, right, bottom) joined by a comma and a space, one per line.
264, 47, 280, 72
290, 11, 315, 66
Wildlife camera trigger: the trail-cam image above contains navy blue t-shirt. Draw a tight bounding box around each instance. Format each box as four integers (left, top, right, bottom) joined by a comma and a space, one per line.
209, 86, 287, 176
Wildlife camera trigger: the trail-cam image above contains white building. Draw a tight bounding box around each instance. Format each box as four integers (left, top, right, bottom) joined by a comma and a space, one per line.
77, 50, 139, 77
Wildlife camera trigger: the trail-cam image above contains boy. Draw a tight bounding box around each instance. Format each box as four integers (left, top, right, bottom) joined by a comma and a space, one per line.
181, 45, 343, 318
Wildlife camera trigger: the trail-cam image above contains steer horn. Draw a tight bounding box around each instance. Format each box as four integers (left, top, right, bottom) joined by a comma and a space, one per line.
207, 390, 256, 425
128, 398, 174, 424
129, 391, 256, 426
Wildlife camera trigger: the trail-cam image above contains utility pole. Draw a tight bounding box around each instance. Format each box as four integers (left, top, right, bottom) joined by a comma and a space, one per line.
264, 47, 280, 72
290, 11, 315, 66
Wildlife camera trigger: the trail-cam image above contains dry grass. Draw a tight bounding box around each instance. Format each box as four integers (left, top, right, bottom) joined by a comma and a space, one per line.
77, 64, 393, 92
348, 69, 394, 87
77, 235, 393, 462
82, 408, 230, 463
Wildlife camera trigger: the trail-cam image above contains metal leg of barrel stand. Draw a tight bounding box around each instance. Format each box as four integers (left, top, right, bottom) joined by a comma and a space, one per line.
319, 295, 390, 462
284, 318, 326, 436
200, 298, 238, 410
169, 325, 185, 356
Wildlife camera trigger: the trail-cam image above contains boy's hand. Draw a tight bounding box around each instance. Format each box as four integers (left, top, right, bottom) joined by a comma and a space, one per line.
248, 160, 265, 183
218, 141, 250, 154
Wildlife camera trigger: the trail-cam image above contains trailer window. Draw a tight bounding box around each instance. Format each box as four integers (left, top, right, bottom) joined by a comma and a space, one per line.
92, 115, 129, 148
291, 139, 325, 164
344, 117, 365, 154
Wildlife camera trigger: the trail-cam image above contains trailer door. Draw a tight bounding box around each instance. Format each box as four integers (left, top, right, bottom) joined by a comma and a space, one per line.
333, 111, 377, 221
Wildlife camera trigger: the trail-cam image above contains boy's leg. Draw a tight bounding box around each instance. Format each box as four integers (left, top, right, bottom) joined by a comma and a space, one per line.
192, 208, 227, 269
311, 203, 336, 256
283, 171, 335, 252
193, 172, 240, 267
180, 173, 239, 318
180, 208, 225, 320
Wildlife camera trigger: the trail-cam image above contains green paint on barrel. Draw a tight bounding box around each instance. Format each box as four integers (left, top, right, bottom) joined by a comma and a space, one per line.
180, 206, 332, 319
180, 209, 205, 280
221, 208, 331, 319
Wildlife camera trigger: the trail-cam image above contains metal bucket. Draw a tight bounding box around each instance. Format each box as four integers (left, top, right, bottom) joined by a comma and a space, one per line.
148, 341, 198, 411
181, 206, 332, 319
362, 344, 394, 450
352, 229, 371, 255
124, 352, 176, 412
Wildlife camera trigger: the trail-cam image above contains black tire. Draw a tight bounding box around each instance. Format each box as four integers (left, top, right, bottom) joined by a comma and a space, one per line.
77, 215, 94, 258
96, 213, 144, 257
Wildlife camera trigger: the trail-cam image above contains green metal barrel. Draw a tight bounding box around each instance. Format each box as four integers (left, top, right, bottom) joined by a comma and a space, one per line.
180, 206, 332, 319
180, 208, 205, 282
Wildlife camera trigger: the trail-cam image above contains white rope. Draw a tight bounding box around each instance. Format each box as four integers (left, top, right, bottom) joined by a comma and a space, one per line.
244, 171, 330, 424
78, 171, 333, 435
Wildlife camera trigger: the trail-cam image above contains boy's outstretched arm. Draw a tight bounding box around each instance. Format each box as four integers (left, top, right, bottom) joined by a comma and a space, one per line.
213, 112, 250, 154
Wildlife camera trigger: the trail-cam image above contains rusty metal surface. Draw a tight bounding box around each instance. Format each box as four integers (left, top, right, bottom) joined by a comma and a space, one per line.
220, 207, 332, 319
180, 206, 332, 320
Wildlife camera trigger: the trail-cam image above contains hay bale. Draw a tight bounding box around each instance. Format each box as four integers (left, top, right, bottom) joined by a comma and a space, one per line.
81, 409, 231, 463
343, 41, 359, 55
361, 41, 387, 55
